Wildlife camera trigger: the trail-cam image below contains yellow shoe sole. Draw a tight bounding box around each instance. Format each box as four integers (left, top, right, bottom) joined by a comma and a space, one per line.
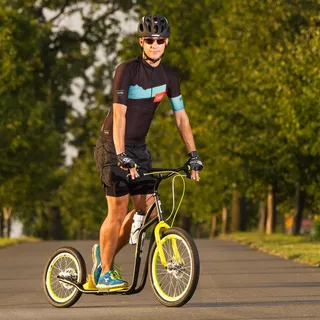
97, 286, 128, 292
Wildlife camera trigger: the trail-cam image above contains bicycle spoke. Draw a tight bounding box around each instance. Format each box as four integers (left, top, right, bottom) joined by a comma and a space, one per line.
153, 233, 195, 300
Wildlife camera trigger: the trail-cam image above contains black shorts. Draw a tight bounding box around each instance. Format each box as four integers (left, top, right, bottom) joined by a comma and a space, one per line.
94, 137, 155, 197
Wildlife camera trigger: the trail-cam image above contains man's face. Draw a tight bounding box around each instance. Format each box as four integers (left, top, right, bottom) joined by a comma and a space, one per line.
139, 37, 169, 61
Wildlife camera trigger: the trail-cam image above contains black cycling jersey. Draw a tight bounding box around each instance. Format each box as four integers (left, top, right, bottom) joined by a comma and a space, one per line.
100, 56, 184, 142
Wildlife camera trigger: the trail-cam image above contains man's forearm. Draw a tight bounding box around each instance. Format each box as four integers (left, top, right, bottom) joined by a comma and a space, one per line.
113, 103, 127, 155
176, 117, 197, 154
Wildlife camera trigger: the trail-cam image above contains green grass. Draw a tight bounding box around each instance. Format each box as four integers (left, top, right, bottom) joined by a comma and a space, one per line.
219, 232, 320, 267
0, 237, 39, 248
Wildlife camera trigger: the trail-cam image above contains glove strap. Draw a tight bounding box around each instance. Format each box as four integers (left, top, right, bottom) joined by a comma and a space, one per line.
188, 150, 199, 158
117, 152, 127, 157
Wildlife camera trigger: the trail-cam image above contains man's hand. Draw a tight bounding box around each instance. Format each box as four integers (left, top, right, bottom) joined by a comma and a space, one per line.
185, 151, 203, 181
117, 152, 140, 180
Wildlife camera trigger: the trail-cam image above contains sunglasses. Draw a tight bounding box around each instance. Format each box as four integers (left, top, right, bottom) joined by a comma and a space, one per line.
143, 38, 166, 45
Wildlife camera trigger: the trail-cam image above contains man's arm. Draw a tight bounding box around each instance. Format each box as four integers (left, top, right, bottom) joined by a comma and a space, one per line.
113, 103, 127, 155
174, 109, 196, 153
113, 103, 139, 179
174, 109, 202, 181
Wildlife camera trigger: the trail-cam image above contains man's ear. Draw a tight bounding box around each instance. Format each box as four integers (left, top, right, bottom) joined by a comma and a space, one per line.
165, 38, 169, 47
139, 38, 144, 48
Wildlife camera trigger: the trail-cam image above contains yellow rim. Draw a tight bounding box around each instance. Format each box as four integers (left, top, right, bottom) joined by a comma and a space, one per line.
46, 253, 79, 303
152, 234, 192, 302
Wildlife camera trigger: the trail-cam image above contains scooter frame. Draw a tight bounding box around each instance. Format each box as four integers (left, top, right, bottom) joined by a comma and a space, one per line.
58, 169, 181, 295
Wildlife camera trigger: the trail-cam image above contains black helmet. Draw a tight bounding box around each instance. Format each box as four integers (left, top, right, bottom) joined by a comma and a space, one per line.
138, 15, 170, 38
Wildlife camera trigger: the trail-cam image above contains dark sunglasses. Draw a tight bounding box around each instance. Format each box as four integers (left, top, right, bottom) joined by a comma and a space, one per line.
143, 38, 166, 45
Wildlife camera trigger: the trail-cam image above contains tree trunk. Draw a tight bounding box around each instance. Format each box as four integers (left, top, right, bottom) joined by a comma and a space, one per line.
0, 211, 3, 237
221, 206, 228, 234
240, 196, 247, 231
230, 188, 240, 233
266, 185, 276, 234
195, 223, 202, 239
180, 216, 192, 234
41, 208, 49, 240
258, 200, 266, 233
3, 206, 13, 238
293, 182, 306, 236
272, 182, 277, 231
48, 206, 63, 240
210, 213, 217, 238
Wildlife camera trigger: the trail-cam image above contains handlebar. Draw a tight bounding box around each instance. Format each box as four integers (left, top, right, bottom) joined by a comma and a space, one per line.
126, 165, 190, 184
143, 166, 189, 180
126, 166, 189, 225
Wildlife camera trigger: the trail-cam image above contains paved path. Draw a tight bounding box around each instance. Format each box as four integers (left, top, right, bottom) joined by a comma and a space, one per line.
1, 239, 320, 320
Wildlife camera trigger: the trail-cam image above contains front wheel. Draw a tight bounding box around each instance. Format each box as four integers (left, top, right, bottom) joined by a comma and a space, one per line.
148, 227, 200, 307
43, 247, 86, 308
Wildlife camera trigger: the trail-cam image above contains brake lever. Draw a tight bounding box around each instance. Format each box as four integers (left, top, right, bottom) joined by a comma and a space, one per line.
185, 165, 192, 179
126, 170, 141, 183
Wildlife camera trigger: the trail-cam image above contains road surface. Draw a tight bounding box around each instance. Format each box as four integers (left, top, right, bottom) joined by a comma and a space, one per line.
1, 239, 320, 319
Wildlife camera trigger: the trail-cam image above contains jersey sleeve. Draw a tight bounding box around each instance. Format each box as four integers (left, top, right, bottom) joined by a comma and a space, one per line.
112, 62, 131, 105
167, 71, 185, 111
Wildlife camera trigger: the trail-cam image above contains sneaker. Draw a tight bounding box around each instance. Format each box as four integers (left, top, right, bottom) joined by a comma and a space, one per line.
96, 270, 128, 289
91, 244, 122, 286
91, 244, 102, 286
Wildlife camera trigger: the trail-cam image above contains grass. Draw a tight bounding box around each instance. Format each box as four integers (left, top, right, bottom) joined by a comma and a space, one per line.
0, 237, 39, 248
219, 232, 320, 267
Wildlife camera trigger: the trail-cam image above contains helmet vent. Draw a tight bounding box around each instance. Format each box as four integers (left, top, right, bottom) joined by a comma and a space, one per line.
138, 15, 170, 38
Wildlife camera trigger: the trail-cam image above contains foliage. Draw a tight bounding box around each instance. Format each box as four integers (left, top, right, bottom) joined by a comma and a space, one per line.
311, 219, 320, 241
0, 0, 134, 238
122, 0, 320, 233
1, 0, 320, 239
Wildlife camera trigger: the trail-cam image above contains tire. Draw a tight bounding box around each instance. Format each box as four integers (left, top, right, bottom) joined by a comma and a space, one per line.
148, 227, 200, 307
43, 247, 87, 308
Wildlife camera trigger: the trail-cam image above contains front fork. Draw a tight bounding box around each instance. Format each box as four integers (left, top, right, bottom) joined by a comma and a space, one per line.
154, 221, 181, 267
152, 190, 181, 267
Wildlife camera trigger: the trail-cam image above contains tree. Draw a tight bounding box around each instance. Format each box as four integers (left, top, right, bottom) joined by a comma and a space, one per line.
121, 0, 320, 236
0, 0, 134, 237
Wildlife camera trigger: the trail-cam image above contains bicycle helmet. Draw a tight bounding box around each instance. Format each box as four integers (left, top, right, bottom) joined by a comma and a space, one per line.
138, 15, 170, 38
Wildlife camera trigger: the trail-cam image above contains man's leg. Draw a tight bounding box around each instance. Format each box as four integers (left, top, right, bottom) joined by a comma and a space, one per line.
100, 194, 129, 273
115, 209, 135, 255
114, 193, 155, 256
131, 193, 156, 219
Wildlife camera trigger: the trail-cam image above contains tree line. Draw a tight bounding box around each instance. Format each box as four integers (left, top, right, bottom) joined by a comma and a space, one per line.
0, 0, 319, 239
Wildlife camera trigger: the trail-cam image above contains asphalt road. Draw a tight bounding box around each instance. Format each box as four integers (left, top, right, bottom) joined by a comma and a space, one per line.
1, 239, 320, 320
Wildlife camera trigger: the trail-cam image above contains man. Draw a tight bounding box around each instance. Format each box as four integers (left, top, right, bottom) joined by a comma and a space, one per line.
91, 15, 203, 290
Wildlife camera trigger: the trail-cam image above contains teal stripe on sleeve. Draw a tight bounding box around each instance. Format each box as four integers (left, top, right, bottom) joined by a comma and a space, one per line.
169, 95, 184, 111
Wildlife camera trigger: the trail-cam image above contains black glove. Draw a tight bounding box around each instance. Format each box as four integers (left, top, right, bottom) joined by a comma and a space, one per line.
117, 152, 138, 169
185, 151, 203, 171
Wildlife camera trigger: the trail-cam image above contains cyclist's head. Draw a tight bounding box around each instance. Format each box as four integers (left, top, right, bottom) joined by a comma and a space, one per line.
138, 15, 170, 38
138, 15, 170, 64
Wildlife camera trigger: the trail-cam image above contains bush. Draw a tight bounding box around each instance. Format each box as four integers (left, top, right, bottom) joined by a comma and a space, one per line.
310, 220, 320, 240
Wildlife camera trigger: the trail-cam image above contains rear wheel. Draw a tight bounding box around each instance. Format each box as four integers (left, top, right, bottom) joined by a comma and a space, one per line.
43, 247, 86, 308
148, 227, 200, 307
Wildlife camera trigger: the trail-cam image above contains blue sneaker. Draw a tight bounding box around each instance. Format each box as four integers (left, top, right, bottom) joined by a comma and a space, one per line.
91, 244, 102, 286
96, 270, 128, 289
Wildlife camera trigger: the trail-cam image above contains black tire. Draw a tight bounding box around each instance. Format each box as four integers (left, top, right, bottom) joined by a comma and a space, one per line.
43, 247, 87, 308
148, 227, 200, 307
